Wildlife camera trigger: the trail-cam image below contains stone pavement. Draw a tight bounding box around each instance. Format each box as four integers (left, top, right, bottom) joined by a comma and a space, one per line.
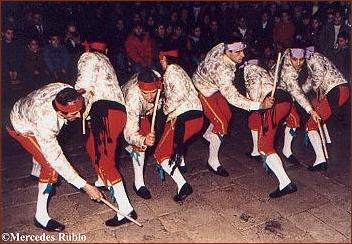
1, 106, 351, 243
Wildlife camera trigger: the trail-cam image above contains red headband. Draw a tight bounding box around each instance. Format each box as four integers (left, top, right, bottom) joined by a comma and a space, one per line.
82, 40, 107, 52
54, 96, 84, 113
159, 50, 179, 61
138, 79, 162, 92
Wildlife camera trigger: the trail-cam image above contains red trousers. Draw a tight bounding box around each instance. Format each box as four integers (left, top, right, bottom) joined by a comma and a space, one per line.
306, 85, 350, 130
7, 128, 58, 183
133, 116, 151, 152
248, 103, 300, 130
258, 101, 292, 155
154, 116, 204, 163
86, 109, 126, 186
199, 92, 232, 134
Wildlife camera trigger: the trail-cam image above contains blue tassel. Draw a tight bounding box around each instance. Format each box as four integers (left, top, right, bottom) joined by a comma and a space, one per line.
217, 134, 224, 143
260, 155, 270, 173
289, 128, 297, 137
129, 151, 141, 166
155, 164, 165, 181
108, 186, 116, 203
43, 183, 53, 194
303, 131, 309, 146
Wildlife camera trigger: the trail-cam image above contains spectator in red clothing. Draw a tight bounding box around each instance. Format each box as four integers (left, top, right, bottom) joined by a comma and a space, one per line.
124, 21, 157, 73
273, 10, 295, 48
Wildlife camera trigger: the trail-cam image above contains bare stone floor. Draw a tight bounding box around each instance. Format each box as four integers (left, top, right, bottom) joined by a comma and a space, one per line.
1, 107, 351, 243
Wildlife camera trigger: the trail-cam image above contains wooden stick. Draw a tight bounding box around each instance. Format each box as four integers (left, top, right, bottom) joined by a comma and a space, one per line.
317, 121, 329, 159
271, 52, 282, 98
101, 198, 143, 227
150, 89, 161, 133
82, 118, 86, 134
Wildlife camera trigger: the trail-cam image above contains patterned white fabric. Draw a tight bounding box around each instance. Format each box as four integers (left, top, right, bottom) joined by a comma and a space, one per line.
244, 64, 273, 102
273, 49, 312, 113
302, 52, 348, 98
163, 64, 202, 121
192, 43, 260, 111
75, 52, 125, 112
122, 75, 155, 148
10, 83, 86, 189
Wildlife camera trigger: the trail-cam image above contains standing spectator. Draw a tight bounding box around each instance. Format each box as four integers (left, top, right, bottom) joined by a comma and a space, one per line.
153, 22, 170, 52
205, 19, 223, 51
217, 2, 233, 33
179, 6, 192, 33
43, 32, 71, 82
253, 10, 274, 51
108, 17, 129, 74
25, 11, 48, 45
331, 31, 350, 80
2, 26, 23, 92
21, 38, 49, 91
169, 24, 187, 52
273, 10, 295, 48
232, 16, 254, 47
307, 16, 322, 50
63, 23, 84, 82
169, 10, 179, 25
319, 10, 350, 59
186, 24, 207, 73
145, 15, 156, 36
294, 13, 311, 45
125, 22, 156, 73
261, 45, 276, 70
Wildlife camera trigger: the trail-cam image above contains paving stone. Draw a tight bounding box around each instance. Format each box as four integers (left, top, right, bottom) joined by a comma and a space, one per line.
220, 199, 282, 231
112, 218, 193, 243
290, 169, 350, 203
2, 203, 37, 230
185, 219, 247, 243
234, 170, 279, 200
308, 202, 351, 238
241, 216, 316, 242
84, 228, 120, 243
64, 215, 106, 235
2, 187, 37, 208
158, 201, 222, 233
286, 211, 349, 243
267, 181, 329, 218
202, 184, 257, 211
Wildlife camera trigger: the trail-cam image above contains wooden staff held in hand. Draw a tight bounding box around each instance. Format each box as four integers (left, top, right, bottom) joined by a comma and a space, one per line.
317, 120, 329, 159
144, 89, 161, 147
271, 52, 282, 98
101, 198, 143, 227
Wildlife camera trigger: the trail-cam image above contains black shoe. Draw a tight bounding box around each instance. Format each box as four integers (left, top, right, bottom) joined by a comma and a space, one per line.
105, 210, 137, 227
207, 164, 229, 177
269, 182, 297, 198
133, 185, 151, 199
96, 185, 108, 192
285, 155, 300, 165
179, 165, 187, 173
34, 218, 65, 232
245, 152, 262, 162
308, 162, 328, 171
173, 183, 193, 202
30, 175, 39, 181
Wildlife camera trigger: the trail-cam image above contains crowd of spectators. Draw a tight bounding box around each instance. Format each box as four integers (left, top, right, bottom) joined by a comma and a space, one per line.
2, 1, 350, 103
